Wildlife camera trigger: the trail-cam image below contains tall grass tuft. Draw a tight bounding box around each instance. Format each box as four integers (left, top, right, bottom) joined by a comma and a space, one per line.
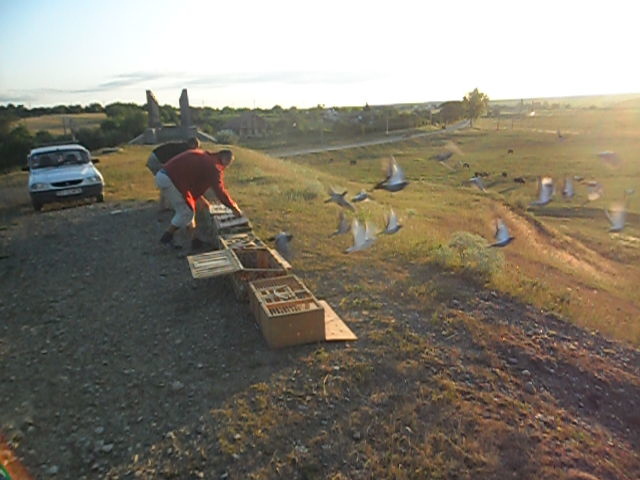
432, 231, 504, 281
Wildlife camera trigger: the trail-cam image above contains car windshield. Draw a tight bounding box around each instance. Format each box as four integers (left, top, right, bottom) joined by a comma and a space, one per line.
30, 150, 90, 169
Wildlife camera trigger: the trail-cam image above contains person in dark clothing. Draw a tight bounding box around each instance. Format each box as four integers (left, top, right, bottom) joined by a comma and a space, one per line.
155, 149, 242, 248
146, 137, 200, 209
146, 137, 200, 174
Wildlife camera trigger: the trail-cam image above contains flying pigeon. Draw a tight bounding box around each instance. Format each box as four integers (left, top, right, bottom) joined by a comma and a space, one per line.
268, 231, 294, 261
383, 208, 402, 234
373, 155, 409, 192
598, 151, 622, 167
432, 151, 454, 162
329, 210, 351, 237
351, 189, 372, 202
325, 187, 355, 211
489, 218, 515, 247
586, 181, 604, 202
530, 176, 554, 206
345, 219, 376, 253
469, 175, 487, 192
605, 202, 626, 232
562, 177, 574, 199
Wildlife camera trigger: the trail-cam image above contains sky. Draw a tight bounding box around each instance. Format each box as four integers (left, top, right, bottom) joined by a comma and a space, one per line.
0, 0, 638, 109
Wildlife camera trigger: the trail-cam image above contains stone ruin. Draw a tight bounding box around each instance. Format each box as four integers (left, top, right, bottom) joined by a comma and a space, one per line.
129, 88, 216, 145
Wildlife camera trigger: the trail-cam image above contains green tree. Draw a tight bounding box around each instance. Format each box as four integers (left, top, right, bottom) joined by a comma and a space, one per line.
462, 88, 489, 127
438, 101, 464, 125
0, 125, 33, 171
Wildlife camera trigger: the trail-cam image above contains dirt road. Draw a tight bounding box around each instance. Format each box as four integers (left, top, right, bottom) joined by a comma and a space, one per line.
267, 120, 470, 158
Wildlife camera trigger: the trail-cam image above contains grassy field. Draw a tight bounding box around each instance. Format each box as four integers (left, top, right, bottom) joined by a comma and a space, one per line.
3, 107, 639, 343
19, 112, 106, 135
3, 105, 640, 478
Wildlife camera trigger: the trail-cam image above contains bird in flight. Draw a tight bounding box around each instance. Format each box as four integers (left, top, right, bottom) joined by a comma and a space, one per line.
586, 181, 604, 202
562, 177, 574, 199
325, 187, 356, 211
489, 218, 515, 247
373, 155, 409, 192
345, 219, 377, 253
382, 208, 402, 234
598, 151, 622, 167
329, 210, 351, 237
268, 231, 294, 261
530, 176, 554, 206
351, 189, 372, 202
605, 201, 626, 232
469, 175, 487, 192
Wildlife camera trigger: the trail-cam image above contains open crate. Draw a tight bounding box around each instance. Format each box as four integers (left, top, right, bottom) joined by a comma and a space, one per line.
187, 247, 289, 300
230, 248, 290, 300
248, 275, 325, 348
217, 231, 266, 250
213, 213, 252, 236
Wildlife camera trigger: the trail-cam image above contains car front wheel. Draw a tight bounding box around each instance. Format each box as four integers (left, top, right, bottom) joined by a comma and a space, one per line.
96, 194, 104, 203
32, 201, 43, 212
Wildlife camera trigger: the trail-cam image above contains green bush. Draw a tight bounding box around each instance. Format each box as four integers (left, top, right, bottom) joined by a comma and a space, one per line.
432, 231, 504, 281
0, 124, 33, 171
215, 129, 239, 145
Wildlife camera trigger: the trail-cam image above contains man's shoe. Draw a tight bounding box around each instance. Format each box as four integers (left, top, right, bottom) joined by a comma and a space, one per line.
160, 231, 174, 245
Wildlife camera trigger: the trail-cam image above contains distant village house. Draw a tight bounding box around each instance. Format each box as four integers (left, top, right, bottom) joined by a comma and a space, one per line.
223, 112, 268, 138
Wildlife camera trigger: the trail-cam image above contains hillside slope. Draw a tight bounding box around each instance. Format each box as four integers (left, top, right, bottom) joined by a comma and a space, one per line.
1, 145, 639, 479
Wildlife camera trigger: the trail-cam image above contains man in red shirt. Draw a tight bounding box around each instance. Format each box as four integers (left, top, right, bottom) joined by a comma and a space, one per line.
155, 148, 243, 248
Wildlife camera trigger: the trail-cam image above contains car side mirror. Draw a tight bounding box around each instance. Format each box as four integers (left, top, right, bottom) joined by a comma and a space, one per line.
22, 165, 30, 171
92, 157, 100, 164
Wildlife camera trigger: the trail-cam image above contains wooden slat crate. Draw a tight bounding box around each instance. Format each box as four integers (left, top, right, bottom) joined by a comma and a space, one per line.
229, 248, 289, 300
218, 231, 266, 250
248, 274, 316, 320
248, 275, 325, 349
209, 204, 233, 216
187, 249, 240, 279
213, 214, 252, 236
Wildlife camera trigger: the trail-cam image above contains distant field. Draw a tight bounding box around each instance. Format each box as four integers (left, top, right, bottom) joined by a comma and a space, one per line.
282, 107, 640, 344
492, 92, 640, 109
19, 112, 106, 135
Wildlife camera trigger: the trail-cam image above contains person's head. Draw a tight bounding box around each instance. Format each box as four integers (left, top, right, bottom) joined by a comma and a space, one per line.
218, 149, 234, 167
186, 137, 200, 149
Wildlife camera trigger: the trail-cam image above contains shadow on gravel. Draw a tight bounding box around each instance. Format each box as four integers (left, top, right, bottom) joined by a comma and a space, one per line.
0, 201, 320, 478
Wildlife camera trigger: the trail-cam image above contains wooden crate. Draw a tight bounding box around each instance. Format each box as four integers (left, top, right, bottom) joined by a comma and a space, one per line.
209, 204, 233, 216
248, 275, 325, 348
187, 249, 240, 279
229, 248, 289, 300
218, 231, 266, 250
213, 213, 252, 236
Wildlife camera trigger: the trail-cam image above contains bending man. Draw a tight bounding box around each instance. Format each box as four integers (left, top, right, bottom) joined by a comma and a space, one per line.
155, 149, 242, 248
146, 137, 200, 210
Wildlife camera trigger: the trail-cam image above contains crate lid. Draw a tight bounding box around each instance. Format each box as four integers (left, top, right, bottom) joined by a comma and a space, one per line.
187, 248, 242, 279
209, 204, 233, 215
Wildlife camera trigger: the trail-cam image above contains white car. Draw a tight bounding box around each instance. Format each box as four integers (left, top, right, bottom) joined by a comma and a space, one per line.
24, 144, 104, 211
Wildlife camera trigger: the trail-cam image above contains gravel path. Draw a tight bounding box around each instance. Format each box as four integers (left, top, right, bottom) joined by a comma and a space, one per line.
0, 201, 298, 478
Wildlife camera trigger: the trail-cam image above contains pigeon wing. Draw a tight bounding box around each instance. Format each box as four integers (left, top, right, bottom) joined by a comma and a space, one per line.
387, 209, 398, 230
352, 219, 365, 247
495, 219, 510, 243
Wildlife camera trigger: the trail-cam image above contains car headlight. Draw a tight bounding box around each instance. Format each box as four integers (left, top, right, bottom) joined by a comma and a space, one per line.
86, 175, 102, 184
30, 183, 48, 191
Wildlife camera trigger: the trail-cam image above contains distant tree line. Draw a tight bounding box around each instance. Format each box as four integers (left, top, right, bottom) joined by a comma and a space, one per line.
0, 88, 491, 171
0, 102, 146, 171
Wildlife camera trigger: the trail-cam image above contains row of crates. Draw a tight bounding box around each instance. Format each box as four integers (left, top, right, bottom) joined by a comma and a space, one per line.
187, 204, 348, 349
